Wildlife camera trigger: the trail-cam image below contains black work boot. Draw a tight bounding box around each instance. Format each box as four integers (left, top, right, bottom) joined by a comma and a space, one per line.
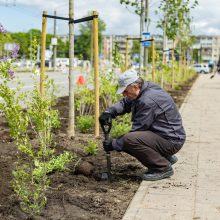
166, 155, 178, 165
142, 164, 174, 181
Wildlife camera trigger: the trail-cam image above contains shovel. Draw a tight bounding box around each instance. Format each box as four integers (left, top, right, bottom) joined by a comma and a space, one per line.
100, 120, 112, 181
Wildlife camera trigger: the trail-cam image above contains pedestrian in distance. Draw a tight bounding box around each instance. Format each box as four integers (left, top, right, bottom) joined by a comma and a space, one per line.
208, 60, 214, 73
99, 69, 186, 181
217, 58, 220, 73
211, 57, 220, 79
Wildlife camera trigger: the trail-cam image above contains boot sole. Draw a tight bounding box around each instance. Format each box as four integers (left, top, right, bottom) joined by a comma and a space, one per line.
142, 169, 174, 181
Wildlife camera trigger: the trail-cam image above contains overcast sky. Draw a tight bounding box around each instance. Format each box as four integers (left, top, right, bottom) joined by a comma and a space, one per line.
0, 0, 219, 36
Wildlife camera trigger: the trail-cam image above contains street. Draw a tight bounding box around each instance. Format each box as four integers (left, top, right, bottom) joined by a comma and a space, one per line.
0, 69, 84, 102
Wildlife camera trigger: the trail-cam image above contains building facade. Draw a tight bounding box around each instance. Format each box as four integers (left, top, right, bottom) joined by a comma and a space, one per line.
61, 34, 220, 65
193, 35, 220, 64
102, 35, 134, 61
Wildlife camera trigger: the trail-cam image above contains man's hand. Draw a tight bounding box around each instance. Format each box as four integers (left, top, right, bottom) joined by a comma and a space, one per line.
103, 138, 114, 152
99, 112, 112, 125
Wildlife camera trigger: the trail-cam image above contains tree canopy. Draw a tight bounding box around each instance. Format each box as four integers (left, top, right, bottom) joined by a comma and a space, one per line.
157, 0, 198, 41
2, 29, 69, 59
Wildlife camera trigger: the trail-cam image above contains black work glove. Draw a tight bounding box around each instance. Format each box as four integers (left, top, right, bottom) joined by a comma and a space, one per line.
99, 112, 112, 125
103, 138, 114, 152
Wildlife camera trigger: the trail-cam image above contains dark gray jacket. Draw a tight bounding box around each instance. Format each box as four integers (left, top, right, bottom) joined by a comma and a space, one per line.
107, 81, 186, 147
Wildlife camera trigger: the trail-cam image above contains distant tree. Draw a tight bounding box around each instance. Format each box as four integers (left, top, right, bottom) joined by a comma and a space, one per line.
131, 40, 140, 63
10, 32, 29, 58
0, 24, 11, 58
75, 15, 106, 60
10, 29, 55, 59
57, 38, 69, 58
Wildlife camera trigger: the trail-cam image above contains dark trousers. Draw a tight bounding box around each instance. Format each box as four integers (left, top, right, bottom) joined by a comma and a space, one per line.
122, 131, 183, 172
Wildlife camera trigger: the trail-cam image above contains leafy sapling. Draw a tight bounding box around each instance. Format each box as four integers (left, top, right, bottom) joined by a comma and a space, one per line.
76, 115, 95, 133
111, 114, 131, 138
0, 30, 74, 216
84, 140, 98, 155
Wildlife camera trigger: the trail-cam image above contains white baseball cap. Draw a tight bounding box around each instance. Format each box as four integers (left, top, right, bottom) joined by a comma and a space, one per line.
116, 69, 139, 94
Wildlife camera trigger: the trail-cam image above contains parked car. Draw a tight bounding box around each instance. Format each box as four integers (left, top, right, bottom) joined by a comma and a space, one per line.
192, 63, 210, 74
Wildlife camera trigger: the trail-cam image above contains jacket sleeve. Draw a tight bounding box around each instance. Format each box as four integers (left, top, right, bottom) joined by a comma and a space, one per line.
131, 101, 155, 131
106, 97, 132, 118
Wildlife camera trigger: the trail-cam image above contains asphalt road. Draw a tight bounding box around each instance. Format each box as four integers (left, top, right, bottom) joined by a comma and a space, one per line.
0, 69, 84, 102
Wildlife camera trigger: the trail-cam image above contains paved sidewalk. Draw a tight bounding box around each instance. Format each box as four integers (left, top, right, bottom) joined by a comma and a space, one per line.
123, 74, 220, 220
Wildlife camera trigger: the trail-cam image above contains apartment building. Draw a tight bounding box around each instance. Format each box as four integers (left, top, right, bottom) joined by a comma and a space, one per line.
61, 34, 220, 65
103, 35, 113, 61
103, 34, 174, 56
152, 35, 220, 64
102, 35, 134, 60
193, 35, 220, 64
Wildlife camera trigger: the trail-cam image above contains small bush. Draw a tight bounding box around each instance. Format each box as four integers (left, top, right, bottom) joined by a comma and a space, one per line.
84, 140, 98, 155
76, 115, 95, 133
174, 85, 181, 90
111, 114, 131, 138
33, 151, 75, 178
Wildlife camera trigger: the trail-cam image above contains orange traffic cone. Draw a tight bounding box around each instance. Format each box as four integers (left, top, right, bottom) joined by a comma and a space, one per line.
76, 75, 86, 85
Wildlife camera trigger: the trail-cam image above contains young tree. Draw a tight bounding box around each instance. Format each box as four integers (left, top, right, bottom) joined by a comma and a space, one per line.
0, 26, 74, 215
157, 0, 198, 87
120, 0, 143, 15
119, 0, 145, 72
157, 0, 198, 41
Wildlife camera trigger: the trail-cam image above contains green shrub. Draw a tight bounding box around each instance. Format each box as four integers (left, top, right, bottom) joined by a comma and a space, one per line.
84, 140, 98, 155
99, 70, 120, 111
33, 151, 75, 179
174, 85, 181, 90
111, 114, 131, 138
0, 34, 74, 215
75, 85, 95, 115
76, 115, 95, 133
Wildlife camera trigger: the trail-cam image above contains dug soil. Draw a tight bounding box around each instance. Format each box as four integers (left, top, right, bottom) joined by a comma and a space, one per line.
0, 76, 197, 220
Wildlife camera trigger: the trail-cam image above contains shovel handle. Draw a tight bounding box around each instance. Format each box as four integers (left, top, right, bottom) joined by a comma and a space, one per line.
106, 152, 111, 180
100, 122, 112, 136
99, 117, 112, 180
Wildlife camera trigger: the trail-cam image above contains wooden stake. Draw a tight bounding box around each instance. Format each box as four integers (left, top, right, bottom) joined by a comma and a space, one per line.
93, 11, 100, 137
40, 11, 47, 96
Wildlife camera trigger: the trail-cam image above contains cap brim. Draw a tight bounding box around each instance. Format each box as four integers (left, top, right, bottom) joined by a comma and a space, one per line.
116, 86, 126, 94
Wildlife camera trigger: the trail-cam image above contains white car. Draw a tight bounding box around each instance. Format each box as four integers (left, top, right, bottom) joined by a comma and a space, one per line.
192, 63, 210, 74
